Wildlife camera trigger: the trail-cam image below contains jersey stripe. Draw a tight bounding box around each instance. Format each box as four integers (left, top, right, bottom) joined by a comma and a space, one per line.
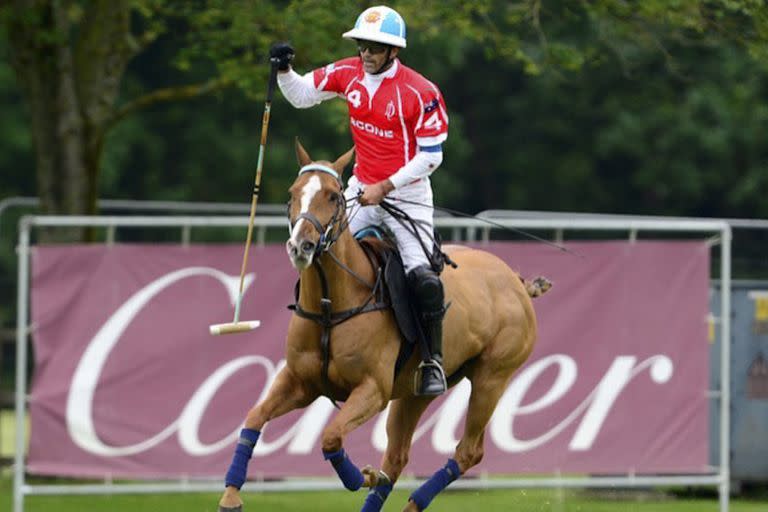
317, 65, 357, 91
405, 84, 425, 132
395, 85, 410, 167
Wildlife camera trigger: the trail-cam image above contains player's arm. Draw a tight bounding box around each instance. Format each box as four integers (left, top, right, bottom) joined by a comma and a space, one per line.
387, 146, 443, 189
359, 148, 442, 205
389, 90, 449, 189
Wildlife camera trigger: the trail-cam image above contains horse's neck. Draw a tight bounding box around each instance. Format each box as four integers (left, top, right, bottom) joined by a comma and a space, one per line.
298, 229, 374, 311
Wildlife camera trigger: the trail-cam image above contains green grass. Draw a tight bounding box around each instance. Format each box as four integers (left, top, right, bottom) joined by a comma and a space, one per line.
1, 412, 766, 511
1, 477, 767, 512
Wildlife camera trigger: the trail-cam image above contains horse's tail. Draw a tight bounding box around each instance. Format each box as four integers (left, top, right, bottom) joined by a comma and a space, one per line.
524, 276, 553, 298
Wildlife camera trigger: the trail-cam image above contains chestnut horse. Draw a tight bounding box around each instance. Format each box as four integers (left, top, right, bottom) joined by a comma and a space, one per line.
218, 142, 549, 512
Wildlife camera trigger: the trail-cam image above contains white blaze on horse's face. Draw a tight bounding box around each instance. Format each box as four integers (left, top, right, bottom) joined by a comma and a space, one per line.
287, 175, 323, 270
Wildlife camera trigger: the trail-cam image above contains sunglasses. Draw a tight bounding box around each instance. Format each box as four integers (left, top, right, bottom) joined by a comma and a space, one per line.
357, 41, 389, 55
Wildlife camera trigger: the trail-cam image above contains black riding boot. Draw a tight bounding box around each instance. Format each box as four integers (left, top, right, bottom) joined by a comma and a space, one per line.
409, 265, 447, 396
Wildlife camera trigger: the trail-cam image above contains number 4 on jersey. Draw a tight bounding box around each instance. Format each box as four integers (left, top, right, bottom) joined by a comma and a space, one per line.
424, 111, 443, 131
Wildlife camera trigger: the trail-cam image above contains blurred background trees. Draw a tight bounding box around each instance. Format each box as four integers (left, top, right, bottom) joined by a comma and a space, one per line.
1, 0, 767, 326
2, 0, 766, 217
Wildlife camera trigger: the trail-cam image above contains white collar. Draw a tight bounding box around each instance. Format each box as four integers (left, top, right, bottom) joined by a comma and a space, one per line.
363, 58, 399, 82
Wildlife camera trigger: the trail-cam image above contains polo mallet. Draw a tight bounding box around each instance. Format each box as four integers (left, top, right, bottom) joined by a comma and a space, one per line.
209, 61, 280, 336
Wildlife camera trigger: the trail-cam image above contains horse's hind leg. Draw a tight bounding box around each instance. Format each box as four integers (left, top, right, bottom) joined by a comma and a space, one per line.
218, 366, 316, 511
360, 397, 433, 512
405, 357, 522, 511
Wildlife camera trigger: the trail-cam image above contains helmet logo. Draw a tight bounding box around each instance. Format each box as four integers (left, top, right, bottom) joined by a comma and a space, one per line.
364, 10, 381, 23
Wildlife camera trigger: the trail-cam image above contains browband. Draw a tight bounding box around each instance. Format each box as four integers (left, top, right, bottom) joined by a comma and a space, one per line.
298, 164, 340, 181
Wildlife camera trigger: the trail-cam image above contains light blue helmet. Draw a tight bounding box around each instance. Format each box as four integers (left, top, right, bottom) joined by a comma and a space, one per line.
342, 6, 407, 48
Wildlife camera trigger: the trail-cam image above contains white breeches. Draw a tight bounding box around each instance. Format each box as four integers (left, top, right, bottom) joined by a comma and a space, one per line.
344, 175, 434, 273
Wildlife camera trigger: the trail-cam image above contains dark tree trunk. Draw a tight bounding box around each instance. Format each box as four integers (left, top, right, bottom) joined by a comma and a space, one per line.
7, 0, 133, 241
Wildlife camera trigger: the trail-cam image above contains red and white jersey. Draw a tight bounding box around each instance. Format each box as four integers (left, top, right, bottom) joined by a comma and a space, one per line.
312, 57, 449, 184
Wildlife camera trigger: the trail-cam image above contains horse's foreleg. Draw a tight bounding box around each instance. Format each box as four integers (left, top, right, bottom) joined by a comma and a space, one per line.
360, 397, 433, 512
321, 379, 387, 492
218, 367, 315, 511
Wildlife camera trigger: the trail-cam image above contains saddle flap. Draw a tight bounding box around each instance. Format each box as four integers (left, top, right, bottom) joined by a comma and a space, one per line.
358, 234, 423, 348
383, 249, 422, 347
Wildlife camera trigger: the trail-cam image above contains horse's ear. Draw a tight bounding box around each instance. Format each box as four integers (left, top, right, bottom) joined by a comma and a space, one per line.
295, 137, 312, 167
332, 146, 355, 174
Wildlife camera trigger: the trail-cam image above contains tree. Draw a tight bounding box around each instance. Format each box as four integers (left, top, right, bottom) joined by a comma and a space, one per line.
1, 0, 766, 241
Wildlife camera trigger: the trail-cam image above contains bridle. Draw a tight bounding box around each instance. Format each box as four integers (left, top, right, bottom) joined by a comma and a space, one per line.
288, 164, 347, 257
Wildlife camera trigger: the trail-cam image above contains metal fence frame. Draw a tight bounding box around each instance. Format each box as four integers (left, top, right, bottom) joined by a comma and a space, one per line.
14, 214, 732, 512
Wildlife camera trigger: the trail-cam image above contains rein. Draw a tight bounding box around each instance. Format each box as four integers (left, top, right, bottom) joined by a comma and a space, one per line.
386, 197, 583, 258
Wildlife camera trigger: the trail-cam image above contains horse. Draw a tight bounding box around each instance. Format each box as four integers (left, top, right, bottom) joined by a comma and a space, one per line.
218, 141, 550, 512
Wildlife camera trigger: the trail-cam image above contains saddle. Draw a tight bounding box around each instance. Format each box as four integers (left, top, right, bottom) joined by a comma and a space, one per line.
357, 232, 421, 371
356, 226, 459, 380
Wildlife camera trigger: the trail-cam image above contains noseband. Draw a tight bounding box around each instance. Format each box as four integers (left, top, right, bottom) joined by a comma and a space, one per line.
289, 164, 346, 256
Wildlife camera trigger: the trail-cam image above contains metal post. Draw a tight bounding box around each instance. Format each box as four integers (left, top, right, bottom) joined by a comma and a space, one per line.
106, 225, 116, 246
181, 225, 191, 247
719, 224, 732, 512
256, 226, 266, 247
14, 217, 31, 512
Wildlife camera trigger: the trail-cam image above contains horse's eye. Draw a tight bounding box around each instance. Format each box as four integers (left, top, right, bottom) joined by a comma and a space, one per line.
329, 192, 339, 203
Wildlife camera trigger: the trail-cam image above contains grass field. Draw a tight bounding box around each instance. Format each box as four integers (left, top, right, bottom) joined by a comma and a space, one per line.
1, 476, 767, 512
2, 412, 766, 511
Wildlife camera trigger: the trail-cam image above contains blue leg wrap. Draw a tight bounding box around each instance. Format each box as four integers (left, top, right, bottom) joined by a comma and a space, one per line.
409, 459, 460, 510
224, 428, 260, 489
323, 448, 364, 491
361, 482, 393, 512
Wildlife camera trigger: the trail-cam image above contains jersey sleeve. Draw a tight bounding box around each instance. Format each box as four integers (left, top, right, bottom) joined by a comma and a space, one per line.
312, 57, 360, 95
413, 83, 449, 147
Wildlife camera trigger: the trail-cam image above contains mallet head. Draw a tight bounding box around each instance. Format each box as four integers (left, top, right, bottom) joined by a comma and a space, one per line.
209, 321, 261, 336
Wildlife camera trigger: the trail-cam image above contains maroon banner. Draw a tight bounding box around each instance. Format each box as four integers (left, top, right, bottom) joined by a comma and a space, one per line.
28, 241, 710, 479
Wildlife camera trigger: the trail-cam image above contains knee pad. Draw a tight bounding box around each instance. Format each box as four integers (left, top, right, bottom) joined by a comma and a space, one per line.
409, 265, 444, 311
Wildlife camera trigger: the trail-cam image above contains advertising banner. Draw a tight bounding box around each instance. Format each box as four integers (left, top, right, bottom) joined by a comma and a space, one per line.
28, 241, 710, 478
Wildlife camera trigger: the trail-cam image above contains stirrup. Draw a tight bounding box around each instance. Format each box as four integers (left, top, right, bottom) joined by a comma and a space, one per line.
414, 359, 447, 396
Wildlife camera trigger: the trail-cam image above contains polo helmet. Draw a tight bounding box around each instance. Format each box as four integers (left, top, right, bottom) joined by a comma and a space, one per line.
342, 6, 407, 48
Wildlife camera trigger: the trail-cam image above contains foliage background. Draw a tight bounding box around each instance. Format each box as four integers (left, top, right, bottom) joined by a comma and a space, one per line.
1, 0, 767, 325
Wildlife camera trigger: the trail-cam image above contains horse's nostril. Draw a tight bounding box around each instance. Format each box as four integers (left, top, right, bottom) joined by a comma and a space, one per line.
301, 241, 316, 254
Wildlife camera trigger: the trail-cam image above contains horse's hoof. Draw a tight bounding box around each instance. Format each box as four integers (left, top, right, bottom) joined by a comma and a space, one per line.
362, 465, 392, 488
218, 507, 242, 512
402, 499, 420, 512
362, 465, 378, 487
